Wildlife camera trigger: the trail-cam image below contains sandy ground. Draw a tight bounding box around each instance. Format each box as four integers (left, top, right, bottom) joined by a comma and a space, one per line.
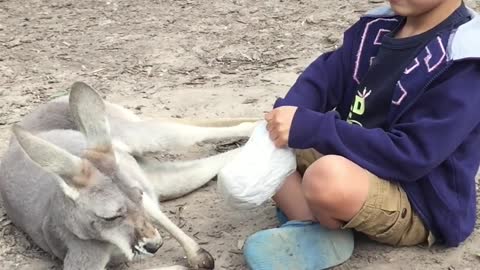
0, 0, 479, 269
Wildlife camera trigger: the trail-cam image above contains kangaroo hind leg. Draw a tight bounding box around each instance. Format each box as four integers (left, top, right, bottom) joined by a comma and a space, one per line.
138, 148, 241, 201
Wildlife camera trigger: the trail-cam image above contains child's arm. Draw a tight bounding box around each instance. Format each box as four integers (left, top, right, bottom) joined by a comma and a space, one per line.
287, 61, 480, 183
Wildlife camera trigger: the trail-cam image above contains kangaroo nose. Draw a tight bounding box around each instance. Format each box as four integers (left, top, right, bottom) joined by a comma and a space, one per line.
143, 241, 162, 254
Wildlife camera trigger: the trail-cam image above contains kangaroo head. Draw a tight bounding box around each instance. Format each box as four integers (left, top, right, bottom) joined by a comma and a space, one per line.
12, 82, 161, 260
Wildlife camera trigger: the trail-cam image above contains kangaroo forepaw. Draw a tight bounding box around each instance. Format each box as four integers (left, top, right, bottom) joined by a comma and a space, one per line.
188, 248, 214, 269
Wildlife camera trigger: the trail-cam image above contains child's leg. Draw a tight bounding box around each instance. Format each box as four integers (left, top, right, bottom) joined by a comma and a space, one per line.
301, 154, 370, 229
272, 171, 316, 222
246, 151, 356, 269
273, 151, 368, 229
273, 149, 321, 222
275, 149, 430, 246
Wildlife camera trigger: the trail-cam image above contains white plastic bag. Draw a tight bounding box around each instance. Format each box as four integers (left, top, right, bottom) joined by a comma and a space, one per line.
217, 120, 297, 209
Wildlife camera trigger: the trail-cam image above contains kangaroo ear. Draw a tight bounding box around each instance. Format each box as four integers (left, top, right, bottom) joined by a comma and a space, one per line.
69, 82, 112, 153
12, 125, 86, 200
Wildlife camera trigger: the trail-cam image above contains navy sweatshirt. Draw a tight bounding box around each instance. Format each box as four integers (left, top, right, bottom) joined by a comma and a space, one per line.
347, 3, 471, 129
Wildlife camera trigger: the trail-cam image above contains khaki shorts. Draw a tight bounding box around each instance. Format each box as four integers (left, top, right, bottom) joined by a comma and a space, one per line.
296, 149, 435, 247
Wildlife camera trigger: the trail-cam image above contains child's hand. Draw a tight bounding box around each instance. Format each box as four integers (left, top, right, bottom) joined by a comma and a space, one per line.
265, 106, 298, 148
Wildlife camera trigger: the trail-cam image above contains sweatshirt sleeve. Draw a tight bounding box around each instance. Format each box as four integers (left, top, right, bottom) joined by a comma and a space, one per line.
273, 24, 358, 112
287, 61, 480, 182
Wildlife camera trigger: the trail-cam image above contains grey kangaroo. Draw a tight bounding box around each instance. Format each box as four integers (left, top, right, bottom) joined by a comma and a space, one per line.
0, 82, 258, 270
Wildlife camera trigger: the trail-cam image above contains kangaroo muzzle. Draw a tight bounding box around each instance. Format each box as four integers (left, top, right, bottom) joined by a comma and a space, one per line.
134, 229, 163, 255
133, 214, 163, 255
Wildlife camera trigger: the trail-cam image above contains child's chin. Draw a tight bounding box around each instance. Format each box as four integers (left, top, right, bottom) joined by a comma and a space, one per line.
390, 5, 414, 16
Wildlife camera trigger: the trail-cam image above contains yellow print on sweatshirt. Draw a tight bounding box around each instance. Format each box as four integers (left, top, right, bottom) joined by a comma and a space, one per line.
346, 88, 371, 126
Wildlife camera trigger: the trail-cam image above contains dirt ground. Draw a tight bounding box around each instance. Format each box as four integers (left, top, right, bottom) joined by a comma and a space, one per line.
0, 0, 479, 269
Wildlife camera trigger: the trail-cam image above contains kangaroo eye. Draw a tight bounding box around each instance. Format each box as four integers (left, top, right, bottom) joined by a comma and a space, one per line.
100, 207, 126, 222
103, 215, 124, 222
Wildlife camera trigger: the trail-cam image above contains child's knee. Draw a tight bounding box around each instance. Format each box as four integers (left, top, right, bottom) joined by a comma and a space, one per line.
302, 155, 349, 206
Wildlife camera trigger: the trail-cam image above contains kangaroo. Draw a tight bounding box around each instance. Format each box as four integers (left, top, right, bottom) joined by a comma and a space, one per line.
0, 82, 258, 270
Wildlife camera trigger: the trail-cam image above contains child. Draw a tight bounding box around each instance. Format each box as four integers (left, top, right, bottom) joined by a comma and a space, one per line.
244, 1, 480, 269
